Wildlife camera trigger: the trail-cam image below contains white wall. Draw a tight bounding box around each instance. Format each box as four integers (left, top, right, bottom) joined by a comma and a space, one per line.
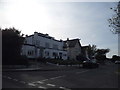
67, 41, 81, 60
21, 32, 67, 60
33, 32, 63, 50
21, 45, 35, 58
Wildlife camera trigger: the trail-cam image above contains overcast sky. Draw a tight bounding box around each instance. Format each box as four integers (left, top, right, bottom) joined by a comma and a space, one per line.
0, 0, 119, 58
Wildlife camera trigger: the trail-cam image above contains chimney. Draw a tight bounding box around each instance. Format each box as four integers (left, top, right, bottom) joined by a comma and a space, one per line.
67, 38, 69, 41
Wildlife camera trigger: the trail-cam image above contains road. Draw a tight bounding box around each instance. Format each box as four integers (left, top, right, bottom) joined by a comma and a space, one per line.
2, 63, 119, 89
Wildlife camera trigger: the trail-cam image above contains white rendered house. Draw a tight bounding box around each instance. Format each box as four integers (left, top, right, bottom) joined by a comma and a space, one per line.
21, 32, 67, 60
63, 38, 82, 60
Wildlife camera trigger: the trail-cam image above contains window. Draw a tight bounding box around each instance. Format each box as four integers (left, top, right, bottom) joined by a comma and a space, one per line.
53, 44, 58, 49
53, 52, 55, 57
59, 52, 62, 59
35, 40, 40, 46
45, 51, 49, 56
45, 42, 50, 48
53, 52, 58, 59
64, 54, 67, 56
53, 52, 57, 56
28, 50, 34, 56
59, 53, 62, 56
27, 51, 30, 55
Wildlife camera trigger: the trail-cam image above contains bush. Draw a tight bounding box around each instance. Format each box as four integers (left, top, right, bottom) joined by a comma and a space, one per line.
76, 54, 87, 63
2, 55, 29, 66
37, 57, 47, 63
18, 55, 29, 66
111, 55, 120, 62
95, 54, 106, 64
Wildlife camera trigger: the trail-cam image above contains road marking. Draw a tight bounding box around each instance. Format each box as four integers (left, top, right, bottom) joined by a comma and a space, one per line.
40, 75, 65, 82
59, 86, 66, 89
4, 76, 27, 84
28, 83, 36, 87
59, 86, 71, 90
13, 79, 18, 81
47, 83, 55, 87
19, 81, 26, 84
76, 70, 89, 74
41, 79, 49, 82
7, 77, 12, 79
36, 81, 44, 84
50, 75, 65, 80
38, 86, 47, 89
60, 86, 67, 89
32, 81, 44, 84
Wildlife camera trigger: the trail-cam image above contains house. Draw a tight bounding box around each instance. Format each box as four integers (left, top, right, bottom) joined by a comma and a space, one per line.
63, 38, 82, 60
21, 32, 67, 60
81, 46, 90, 60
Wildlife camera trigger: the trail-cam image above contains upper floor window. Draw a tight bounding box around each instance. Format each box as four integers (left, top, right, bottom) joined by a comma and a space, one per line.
35, 40, 40, 46
45, 42, 50, 48
53, 44, 58, 49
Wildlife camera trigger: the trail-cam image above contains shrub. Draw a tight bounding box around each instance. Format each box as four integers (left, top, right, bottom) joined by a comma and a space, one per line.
111, 55, 120, 62
16, 55, 29, 66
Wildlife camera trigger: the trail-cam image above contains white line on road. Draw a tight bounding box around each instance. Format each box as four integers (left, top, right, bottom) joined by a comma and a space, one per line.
28, 83, 36, 87
40, 75, 65, 82
32, 81, 44, 84
60, 86, 67, 89
50, 75, 65, 80
13, 79, 18, 81
47, 83, 55, 87
4, 75, 27, 84
19, 81, 26, 84
7, 77, 12, 79
36, 81, 44, 84
76, 70, 89, 74
41, 79, 49, 82
38, 86, 47, 89
59, 86, 67, 89
59, 86, 71, 90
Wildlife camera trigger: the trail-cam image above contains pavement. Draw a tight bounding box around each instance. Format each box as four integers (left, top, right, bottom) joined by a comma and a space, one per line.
2, 63, 82, 72
2, 61, 113, 72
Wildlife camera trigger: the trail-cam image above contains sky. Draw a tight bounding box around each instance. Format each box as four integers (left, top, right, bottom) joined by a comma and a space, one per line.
0, 0, 119, 58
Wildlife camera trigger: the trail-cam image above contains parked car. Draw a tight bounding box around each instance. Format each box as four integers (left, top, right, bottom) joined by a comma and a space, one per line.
115, 60, 120, 64
82, 60, 99, 68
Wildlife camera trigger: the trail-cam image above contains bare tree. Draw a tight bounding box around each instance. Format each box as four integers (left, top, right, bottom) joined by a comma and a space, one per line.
108, 1, 120, 56
108, 1, 120, 34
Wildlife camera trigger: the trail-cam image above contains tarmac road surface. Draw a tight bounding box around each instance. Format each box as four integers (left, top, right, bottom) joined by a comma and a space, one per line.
2, 63, 119, 89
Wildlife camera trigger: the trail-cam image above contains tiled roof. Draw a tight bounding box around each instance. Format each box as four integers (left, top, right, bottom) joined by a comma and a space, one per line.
82, 46, 89, 48
38, 33, 53, 39
26, 32, 62, 42
26, 35, 34, 38
64, 39, 81, 48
